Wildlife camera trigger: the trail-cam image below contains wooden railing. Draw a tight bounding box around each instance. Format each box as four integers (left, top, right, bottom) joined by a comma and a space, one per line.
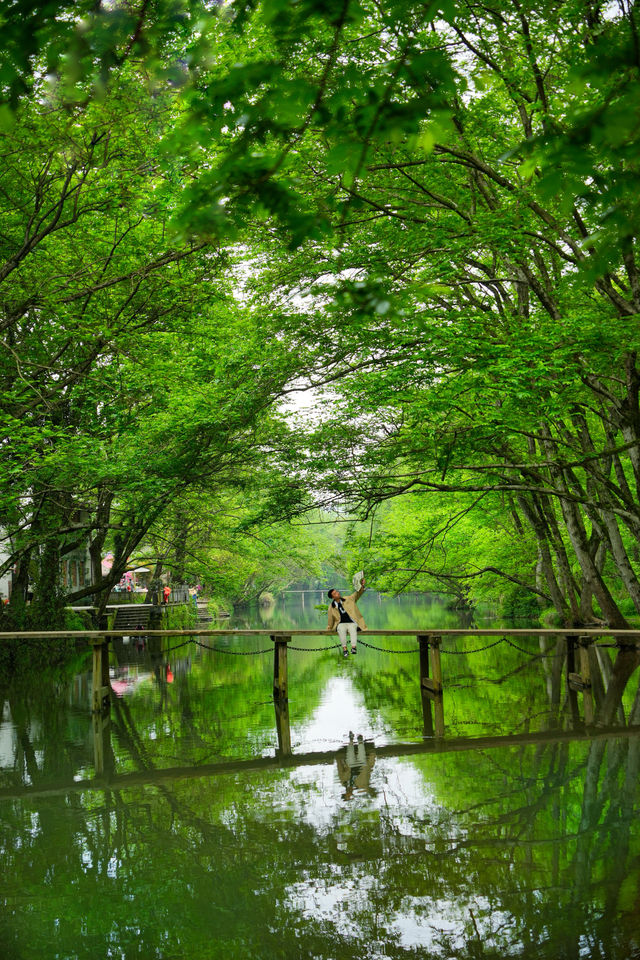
2, 626, 639, 727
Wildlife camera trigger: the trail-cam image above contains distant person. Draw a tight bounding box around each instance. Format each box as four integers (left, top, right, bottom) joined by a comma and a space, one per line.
162, 585, 171, 604
327, 576, 366, 657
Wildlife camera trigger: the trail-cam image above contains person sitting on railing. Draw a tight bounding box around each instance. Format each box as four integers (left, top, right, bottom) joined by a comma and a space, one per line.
327, 577, 366, 657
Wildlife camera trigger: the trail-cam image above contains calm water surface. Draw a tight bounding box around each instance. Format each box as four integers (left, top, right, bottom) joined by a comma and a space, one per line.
1, 592, 639, 959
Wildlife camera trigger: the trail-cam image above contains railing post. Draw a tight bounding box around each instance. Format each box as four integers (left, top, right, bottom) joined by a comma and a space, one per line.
272, 635, 290, 702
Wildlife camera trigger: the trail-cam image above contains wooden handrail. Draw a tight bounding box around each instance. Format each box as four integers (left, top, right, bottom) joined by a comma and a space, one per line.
1, 627, 640, 640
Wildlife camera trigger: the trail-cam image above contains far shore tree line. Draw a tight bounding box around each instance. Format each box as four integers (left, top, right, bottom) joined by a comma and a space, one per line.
1, 0, 640, 629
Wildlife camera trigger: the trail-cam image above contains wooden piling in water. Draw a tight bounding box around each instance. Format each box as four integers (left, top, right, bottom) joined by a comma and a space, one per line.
431, 637, 445, 738
418, 634, 443, 698
418, 635, 434, 737
579, 636, 595, 725
92, 711, 113, 775
429, 636, 443, 695
417, 635, 444, 737
91, 639, 111, 714
272, 635, 290, 702
566, 634, 595, 725
418, 634, 430, 687
565, 634, 580, 724
274, 699, 292, 757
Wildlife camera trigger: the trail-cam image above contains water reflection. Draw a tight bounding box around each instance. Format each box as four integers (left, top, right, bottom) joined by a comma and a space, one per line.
1, 594, 640, 959
336, 733, 376, 800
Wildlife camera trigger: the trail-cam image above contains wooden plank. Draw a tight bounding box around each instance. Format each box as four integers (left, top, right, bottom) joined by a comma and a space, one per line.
568, 672, 588, 691
2, 628, 640, 639
421, 677, 442, 696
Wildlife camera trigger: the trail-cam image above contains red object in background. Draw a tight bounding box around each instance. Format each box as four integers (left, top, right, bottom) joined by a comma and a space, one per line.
110, 680, 129, 697
166, 665, 174, 683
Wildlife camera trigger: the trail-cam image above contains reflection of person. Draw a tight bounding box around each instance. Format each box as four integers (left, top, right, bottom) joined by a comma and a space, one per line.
327, 577, 366, 657
336, 733, 376, 800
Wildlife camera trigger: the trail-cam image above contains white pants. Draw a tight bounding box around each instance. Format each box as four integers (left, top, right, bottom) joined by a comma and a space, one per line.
337, 622, 358, 648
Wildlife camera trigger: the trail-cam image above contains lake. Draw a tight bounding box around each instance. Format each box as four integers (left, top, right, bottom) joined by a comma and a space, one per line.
1, 591, 639, 959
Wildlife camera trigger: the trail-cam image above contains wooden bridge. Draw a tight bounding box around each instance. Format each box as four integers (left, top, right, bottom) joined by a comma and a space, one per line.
3, 626, 640, 760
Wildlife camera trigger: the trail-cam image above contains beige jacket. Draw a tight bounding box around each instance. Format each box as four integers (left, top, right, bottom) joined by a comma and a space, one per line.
327, 586, 367, 631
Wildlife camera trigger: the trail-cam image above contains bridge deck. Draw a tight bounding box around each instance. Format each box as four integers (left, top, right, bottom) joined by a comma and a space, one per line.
1, 627, 640, 640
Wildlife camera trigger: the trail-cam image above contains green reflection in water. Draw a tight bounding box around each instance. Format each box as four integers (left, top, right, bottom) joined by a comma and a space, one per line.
0, 594, 639, 959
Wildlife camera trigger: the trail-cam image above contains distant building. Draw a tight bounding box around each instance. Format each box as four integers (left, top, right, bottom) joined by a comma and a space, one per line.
0, 526, 90, 604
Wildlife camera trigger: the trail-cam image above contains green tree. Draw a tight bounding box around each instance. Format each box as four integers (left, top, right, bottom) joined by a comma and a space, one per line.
243, 1, 640, 627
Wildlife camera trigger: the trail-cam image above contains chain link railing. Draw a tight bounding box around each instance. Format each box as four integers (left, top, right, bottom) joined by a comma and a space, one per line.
162, 634, 640, 657
193, 639, 273, 655
288, 643, 341, 652
440, 638, 505, 655
358, 638, 419, 654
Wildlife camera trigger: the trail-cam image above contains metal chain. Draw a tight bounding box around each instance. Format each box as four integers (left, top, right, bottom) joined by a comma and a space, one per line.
288, 643, 341, 652
193, 639, 272, 655
503, 637, 558, 658
440, 638, 505, 655
357, 638, 419, 654
164, 638, 195, 655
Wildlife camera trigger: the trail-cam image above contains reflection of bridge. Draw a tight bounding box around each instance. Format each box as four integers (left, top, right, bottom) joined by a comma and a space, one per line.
1, 723, 639, 802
